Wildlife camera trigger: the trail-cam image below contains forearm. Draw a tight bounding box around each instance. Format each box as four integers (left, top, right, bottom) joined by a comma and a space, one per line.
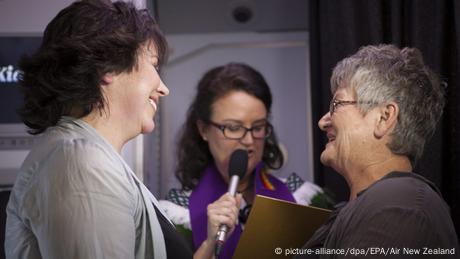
194, 239, 216, 259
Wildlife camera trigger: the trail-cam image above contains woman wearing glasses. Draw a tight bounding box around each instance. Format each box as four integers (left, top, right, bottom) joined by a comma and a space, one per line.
159, 63, 328, 259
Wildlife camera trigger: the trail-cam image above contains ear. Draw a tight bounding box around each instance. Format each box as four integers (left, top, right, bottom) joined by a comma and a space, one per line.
374, 102, 399, 138
101, 72, 115, 85
196, 120, 208, 141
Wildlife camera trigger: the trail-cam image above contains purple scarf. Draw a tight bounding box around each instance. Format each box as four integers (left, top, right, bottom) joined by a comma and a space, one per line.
189, 162, 295, 259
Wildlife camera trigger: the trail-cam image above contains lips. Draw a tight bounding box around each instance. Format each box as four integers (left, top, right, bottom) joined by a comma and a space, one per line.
149, 97, 157, 111
326, 132, 336, 143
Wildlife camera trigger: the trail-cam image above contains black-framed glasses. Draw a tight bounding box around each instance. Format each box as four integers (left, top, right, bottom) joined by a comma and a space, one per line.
329, 99, 357, 115
208, 121, 273, 140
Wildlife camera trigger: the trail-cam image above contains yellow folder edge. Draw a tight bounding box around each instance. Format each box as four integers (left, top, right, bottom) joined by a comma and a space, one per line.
233, 195, 331, 259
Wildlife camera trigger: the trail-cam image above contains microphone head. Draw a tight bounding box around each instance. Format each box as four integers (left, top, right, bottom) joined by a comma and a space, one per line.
228, 149, 248, 179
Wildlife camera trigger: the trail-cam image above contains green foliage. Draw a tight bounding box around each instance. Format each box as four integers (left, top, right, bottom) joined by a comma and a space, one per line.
310, 188, 336, 210
175, 224, 194, 248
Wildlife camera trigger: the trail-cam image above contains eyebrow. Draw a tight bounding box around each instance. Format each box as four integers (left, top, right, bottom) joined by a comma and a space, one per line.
220, 119, 268, 124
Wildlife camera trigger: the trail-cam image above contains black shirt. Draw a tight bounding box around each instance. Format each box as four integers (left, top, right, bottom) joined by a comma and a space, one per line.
155, 206, 194, 259
295, 172, 460, 259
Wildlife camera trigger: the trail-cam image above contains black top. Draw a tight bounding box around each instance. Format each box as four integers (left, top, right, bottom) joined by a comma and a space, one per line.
155, 206, 194, 259
295, 172, 460, 259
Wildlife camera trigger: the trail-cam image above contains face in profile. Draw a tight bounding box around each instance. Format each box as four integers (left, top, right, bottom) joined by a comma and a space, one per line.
198, 90, 268, 183
318, 86, 377, 173
107, 43, 169, 136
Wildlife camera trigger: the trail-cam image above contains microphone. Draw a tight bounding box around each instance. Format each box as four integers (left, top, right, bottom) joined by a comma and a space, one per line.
215, 149, 248, 257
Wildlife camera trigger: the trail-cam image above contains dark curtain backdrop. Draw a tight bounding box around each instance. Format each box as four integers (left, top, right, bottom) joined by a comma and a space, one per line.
309, 0, 460, 239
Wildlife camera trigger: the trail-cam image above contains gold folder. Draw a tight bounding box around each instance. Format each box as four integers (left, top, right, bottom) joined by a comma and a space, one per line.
233, 195, 331, 259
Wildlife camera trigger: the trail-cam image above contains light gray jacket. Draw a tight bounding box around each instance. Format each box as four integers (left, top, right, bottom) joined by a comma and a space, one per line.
5, 117, 167, 259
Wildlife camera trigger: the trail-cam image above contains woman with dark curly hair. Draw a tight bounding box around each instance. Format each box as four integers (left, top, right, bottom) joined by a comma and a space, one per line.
159, 62, 327, 259
5, 1, 237, 258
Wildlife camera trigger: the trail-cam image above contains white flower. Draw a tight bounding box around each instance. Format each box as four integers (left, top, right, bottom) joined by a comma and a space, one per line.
293, 181, 322, 206
158, 200, 192, 230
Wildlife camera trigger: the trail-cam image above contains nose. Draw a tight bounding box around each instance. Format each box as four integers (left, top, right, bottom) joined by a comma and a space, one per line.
240, 130, 255, 145
158, 79, 169, 96
318, 112, 332, 131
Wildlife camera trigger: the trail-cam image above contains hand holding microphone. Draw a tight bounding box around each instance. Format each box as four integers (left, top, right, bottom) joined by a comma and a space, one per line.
214, 149, 248, 257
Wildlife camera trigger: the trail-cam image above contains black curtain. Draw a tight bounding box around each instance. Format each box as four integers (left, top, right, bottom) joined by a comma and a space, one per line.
309, 0, 460, 239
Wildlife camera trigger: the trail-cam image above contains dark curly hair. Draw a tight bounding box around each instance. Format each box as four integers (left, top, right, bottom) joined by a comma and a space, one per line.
176, 63, 284, 190
18, 0, 168, 134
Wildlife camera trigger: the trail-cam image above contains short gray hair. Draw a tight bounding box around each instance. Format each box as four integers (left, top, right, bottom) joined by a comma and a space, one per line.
330, 44, 445, 166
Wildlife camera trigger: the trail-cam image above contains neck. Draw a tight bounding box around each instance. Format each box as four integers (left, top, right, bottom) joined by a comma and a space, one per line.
237, 173, 255, 204
81, 111, 130, 153
346, 155, 412, 201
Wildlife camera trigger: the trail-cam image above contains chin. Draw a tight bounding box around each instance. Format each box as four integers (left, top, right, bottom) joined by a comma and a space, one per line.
320, 151, 334, 167
141, 121, 155, 134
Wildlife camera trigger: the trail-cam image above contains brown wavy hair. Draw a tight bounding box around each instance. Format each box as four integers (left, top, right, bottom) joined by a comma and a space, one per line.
19, 0, 168, 134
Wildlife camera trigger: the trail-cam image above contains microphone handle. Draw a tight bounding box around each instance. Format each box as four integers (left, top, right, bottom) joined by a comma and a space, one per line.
216, 224, 228, 243
227, 175, 239, 196
215, 175, 240, 256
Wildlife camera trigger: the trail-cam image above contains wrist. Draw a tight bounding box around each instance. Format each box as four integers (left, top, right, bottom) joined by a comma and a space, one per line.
204, 237, 217, 247
198, 239, 216, 259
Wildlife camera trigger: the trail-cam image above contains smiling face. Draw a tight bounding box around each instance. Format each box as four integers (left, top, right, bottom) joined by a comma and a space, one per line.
318, 86, 377, 173
109, 43, 169, 136
198, 90, 267, 183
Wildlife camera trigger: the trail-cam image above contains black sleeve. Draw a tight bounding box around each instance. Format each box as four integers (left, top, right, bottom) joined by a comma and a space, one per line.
333, 206, 457, 259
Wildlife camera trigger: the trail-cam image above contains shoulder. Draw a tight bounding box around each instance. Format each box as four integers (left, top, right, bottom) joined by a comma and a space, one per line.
332, 173, 457, 248
19, 132, 112, 186
19, 130, 134, 204
28, 126, 116, 168
361, 172, 447, 211
40, 138, 124, 184
333, 202, 457, 249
